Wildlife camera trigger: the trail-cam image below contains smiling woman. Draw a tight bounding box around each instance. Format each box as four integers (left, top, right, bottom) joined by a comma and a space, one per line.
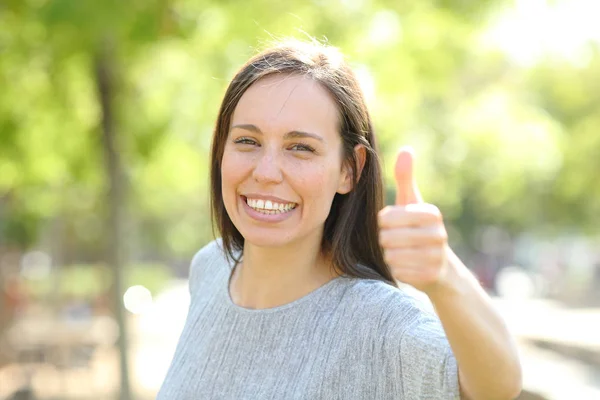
212, 42, 391, 287
157, 40, 522, 400
221, 73, 370, 260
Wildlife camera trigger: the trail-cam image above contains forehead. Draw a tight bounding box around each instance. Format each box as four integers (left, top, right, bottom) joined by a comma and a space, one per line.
231, 74, 340, 138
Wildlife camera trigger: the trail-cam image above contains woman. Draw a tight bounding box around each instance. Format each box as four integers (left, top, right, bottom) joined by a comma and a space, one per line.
157, 40, 522, 399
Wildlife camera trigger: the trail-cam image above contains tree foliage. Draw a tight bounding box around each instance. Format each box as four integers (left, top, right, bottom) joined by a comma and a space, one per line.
1, 0, 598, 262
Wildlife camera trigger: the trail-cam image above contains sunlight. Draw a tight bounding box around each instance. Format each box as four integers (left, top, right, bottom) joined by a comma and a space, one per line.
484, 0, 600, 66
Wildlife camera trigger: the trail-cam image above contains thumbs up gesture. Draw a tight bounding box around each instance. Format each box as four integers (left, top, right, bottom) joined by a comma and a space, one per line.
378, 146, 449, 294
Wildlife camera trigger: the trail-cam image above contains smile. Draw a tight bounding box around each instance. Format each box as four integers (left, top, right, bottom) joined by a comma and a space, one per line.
245, 197, 297, 214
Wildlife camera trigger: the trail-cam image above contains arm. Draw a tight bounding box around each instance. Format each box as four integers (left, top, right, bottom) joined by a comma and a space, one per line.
378, 147, 522, 400
427, 248, 522, 400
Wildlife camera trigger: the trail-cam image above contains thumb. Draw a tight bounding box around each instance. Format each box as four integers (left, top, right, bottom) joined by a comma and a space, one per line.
394, 146, 424, 205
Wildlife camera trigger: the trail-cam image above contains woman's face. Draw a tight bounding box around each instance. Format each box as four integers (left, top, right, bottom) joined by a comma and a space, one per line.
221, 74, 353, 249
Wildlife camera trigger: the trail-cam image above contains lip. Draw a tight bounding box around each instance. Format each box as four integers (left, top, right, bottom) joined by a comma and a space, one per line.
240, 195, 298, 223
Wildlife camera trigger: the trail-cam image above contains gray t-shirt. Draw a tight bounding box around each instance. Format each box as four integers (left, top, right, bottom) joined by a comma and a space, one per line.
157, 239, 459, 399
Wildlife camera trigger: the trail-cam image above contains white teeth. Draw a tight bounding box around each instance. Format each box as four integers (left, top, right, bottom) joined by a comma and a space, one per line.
245, 197, 296, 214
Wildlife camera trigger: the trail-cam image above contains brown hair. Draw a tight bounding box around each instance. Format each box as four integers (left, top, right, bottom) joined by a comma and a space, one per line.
210, 40, 396, 286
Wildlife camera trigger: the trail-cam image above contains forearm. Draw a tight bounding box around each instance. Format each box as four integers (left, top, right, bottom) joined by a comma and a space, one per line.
427, 248, 522, 400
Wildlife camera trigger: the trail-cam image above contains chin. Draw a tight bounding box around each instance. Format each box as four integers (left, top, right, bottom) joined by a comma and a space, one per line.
241, 231, 295, 249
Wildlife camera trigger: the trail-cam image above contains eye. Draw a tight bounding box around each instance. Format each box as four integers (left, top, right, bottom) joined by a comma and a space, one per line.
289, 143, 315, 152
233, 137, 259, 146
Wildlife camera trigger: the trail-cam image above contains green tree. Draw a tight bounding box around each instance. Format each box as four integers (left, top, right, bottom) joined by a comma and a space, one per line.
2, 0, 600, 394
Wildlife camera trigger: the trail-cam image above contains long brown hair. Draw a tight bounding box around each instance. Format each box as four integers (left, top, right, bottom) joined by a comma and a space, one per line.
210, 40, 396, 287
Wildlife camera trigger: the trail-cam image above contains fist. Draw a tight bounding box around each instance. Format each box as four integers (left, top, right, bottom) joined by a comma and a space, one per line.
378, 147, 449, 293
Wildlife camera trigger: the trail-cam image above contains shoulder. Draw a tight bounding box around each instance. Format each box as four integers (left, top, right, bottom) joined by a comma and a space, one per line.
190, 238, 227, 266
188, 238, 231, 295
342, 278, 437, 334
342, 278, 451, 354
345, 279, 458, 398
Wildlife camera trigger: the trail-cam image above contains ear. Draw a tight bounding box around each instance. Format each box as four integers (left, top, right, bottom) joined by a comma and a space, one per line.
337, 144, 367, 194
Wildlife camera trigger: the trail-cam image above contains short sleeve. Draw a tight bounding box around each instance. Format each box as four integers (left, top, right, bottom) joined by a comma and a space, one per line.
399, 315, 460, 399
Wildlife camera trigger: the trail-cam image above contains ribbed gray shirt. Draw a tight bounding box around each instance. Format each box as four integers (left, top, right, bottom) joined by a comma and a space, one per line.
157, 240, 459, 399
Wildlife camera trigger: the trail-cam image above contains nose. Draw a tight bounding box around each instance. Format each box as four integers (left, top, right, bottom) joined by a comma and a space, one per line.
252, 148, 283, 184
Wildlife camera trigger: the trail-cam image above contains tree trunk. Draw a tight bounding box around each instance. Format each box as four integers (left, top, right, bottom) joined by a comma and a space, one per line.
94, 39, 132, 400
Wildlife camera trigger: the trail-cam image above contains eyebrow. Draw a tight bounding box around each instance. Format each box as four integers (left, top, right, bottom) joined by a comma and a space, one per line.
230, 124, 325, 143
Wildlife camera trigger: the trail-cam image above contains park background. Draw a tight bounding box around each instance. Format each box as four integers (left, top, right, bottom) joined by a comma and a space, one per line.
1, 0, 599, 399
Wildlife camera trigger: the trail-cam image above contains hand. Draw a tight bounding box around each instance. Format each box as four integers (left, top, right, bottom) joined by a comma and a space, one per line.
378, 146, 449, 294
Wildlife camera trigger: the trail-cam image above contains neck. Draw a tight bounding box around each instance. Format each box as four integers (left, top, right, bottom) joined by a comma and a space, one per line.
229, 234, 341, 309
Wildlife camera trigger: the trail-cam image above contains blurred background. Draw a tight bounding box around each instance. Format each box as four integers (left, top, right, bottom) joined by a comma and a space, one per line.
1, 0, 599, 399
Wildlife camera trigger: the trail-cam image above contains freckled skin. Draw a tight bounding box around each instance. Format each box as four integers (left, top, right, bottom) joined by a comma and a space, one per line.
221, 74, 351, 249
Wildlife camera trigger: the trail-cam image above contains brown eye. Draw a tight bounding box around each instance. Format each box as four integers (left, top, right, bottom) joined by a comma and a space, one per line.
289, 143, 315, 152
234, 137, 259, 146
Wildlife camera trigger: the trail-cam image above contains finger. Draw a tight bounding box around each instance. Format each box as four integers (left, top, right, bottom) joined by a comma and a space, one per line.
379, 225, 447, 248
382, 247, 445, 267
378, 204, 442, 229
394, 146, 424, 206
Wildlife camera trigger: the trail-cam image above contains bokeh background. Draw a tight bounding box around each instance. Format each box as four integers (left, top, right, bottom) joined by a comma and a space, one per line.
1, 0, 599, 399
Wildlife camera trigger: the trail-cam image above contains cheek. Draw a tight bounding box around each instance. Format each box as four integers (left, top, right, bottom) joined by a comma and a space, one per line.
222, 149, 249, 178
293, 160, 340, 206
221, 151, 249, 198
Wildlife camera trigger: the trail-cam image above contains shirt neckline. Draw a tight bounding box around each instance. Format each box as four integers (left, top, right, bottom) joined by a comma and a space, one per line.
222, 262, 350, 315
